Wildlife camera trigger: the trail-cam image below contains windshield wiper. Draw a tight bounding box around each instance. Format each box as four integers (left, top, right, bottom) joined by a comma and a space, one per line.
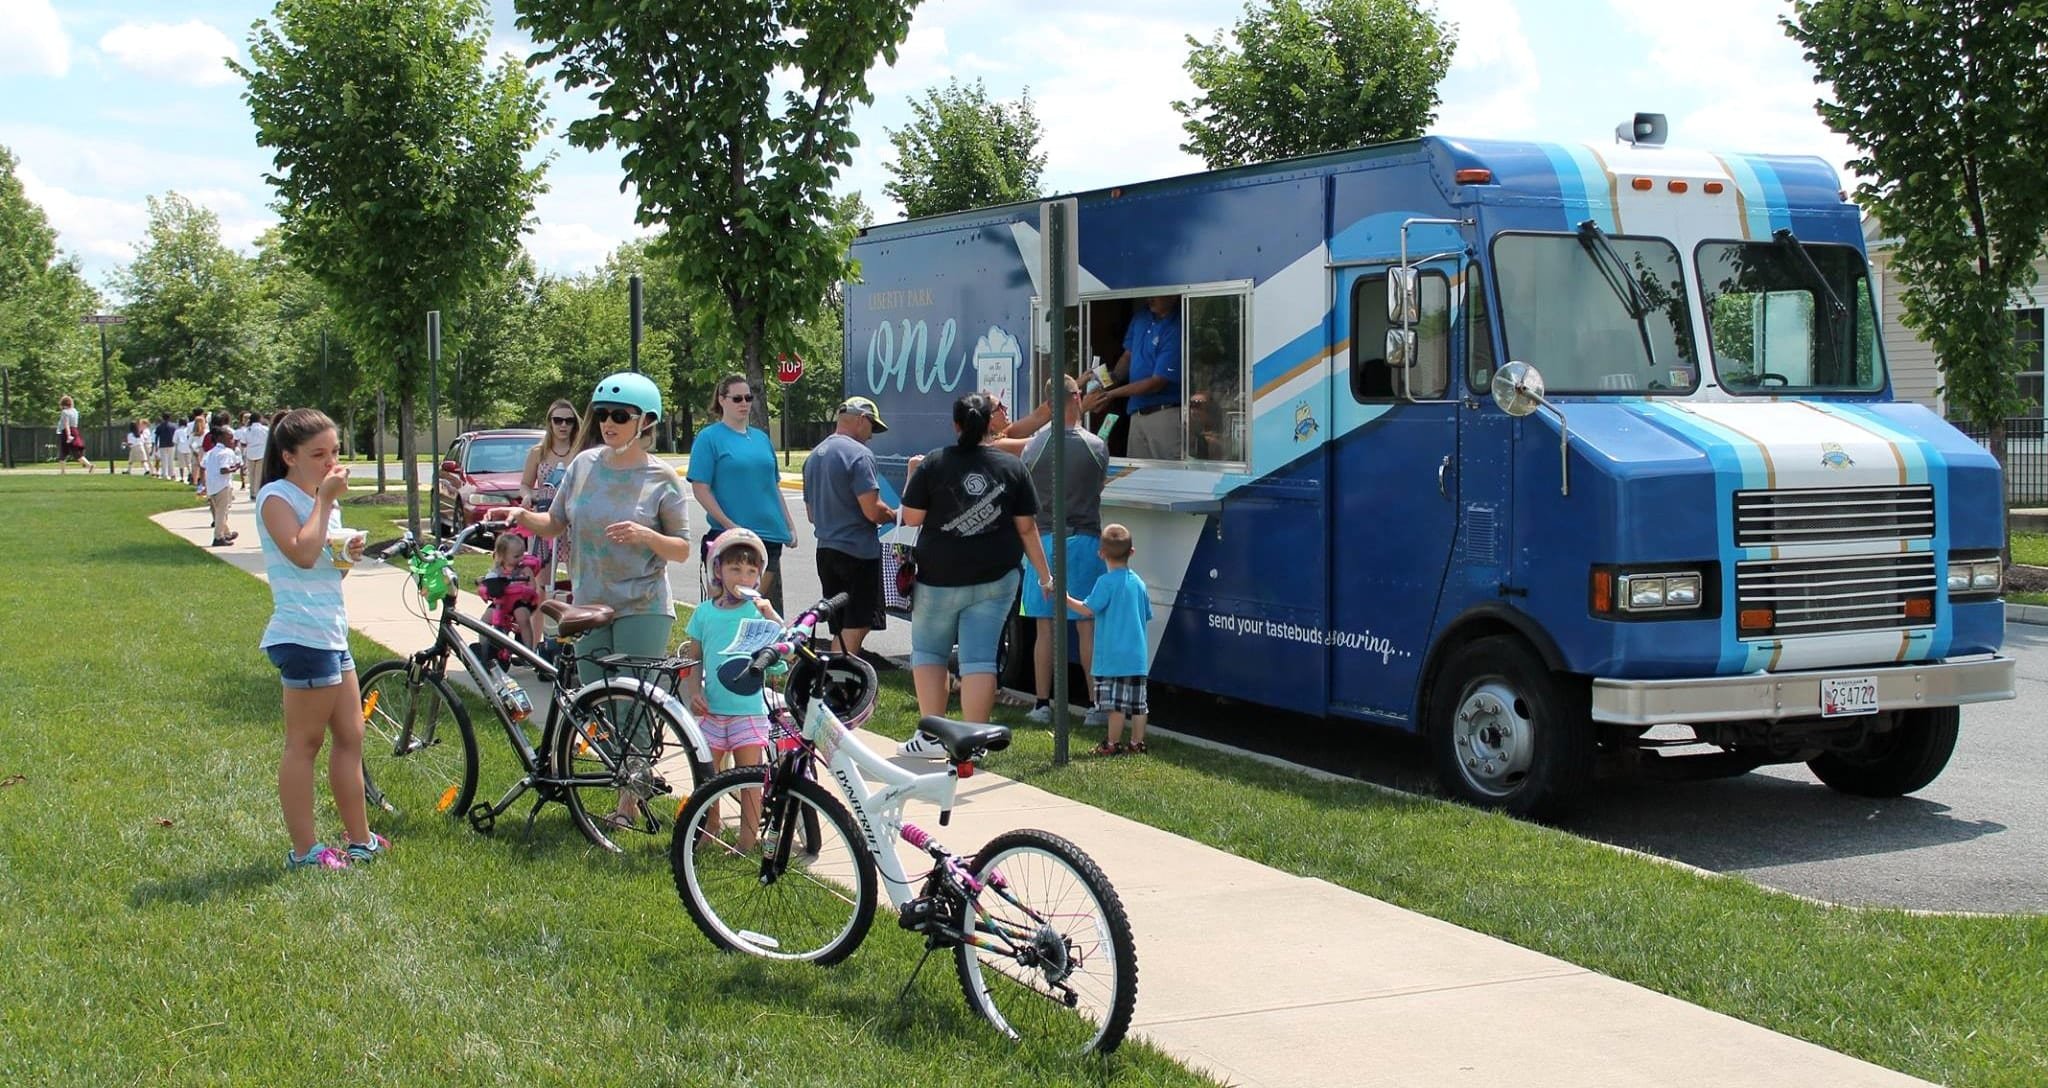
1772, 228, 1850, 377
1576, 219, 1658, 368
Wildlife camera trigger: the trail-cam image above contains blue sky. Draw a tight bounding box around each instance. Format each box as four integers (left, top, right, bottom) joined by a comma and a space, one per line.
1, 0, 1855, 293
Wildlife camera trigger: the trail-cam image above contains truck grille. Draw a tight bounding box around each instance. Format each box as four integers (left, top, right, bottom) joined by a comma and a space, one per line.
1736, 554, 1937, 636
1733, 486, 1935, 548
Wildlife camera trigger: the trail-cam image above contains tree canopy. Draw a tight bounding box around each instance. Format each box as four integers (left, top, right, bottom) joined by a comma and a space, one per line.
108, 193, 266, 408
514, 0, 914, 428
236, 0, 551, 531
1786, 0, 2048, 501
883, 79, 1045, 218
0, 144, 99, 428
1174, 0, 1456, 169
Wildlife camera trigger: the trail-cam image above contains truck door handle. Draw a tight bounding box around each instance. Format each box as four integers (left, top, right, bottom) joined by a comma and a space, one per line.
1438, 455, 1452, 498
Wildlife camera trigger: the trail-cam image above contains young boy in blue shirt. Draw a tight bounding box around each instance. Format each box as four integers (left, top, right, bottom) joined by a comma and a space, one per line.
1063, 523, 1153, 755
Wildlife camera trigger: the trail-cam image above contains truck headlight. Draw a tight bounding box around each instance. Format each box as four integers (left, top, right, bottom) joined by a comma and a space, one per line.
1603, 570, 1707, 614
1948, 555, 2002, 598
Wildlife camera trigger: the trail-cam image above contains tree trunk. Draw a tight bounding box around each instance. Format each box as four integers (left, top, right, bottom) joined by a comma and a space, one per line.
400, 390, 421, 540
743, 325, 766, 431
344, 406, 357, 460
375, 390, 387, 493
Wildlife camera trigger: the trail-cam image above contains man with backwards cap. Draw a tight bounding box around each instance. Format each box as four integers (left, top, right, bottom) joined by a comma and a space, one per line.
802, 396, 897, 658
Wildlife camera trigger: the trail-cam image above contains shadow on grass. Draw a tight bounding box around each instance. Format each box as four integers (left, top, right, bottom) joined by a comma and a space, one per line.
129, 858, 286, 907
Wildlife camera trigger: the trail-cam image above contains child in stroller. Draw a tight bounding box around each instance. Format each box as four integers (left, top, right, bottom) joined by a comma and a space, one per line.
477, 531, 545, 666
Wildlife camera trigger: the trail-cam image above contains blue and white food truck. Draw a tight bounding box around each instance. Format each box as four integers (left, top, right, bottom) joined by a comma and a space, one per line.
844, 122, 2016, 816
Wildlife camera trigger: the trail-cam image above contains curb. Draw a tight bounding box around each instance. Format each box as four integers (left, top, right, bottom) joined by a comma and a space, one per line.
2011, 603, 2048, 627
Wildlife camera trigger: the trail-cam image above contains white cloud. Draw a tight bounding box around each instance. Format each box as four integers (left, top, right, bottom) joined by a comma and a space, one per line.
16, 166, 148, 268
867, 25, 952, 98
0, 0, 69, 77
525, 170, 651, 273
97, 20, 238, 87
1433, 0, 1541, 136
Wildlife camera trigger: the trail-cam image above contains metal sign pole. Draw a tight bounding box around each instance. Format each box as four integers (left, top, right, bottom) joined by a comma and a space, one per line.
427, 310, 442, 541
1, 363, 12, 470
1041, 198, 1077, 763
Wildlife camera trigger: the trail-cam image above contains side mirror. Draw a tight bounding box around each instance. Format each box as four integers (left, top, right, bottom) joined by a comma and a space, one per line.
440, 459, 460, 474
1490, 361, 1546, 416
1384, 328, 1417, 371
1386, 267, 1420, 326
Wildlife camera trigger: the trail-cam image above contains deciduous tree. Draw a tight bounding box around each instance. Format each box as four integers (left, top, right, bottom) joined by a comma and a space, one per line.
236, 0, 550, 535
515, 0, 913, 429
108, 193, 266, 408
884, 79, 1045, 218
0, 144, 99, 434
1788, 0, 2048, 545
1174, 0, 1456, 169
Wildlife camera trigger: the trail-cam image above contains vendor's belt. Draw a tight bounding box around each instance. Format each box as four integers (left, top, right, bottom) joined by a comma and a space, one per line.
1135, 403, 1179, 416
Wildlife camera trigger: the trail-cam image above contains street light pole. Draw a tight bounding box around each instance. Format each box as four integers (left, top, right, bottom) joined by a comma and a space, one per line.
80, 313, 127, 474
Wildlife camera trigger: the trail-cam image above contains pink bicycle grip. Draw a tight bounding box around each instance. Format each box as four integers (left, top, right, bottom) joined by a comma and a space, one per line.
901, 823, 932, 849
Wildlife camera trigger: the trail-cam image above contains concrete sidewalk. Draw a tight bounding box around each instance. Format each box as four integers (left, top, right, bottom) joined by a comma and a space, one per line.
155, 495, 1935, 1088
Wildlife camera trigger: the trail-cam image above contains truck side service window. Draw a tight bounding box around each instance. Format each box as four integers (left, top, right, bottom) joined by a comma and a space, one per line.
1465, 266, 1496, 392
1183, 292, 1247, 463
1351, 271, 1449, 402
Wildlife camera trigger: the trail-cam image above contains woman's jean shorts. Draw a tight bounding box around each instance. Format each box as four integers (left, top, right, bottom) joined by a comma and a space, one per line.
910, 568, 1020, 674
265, 643, 356, 690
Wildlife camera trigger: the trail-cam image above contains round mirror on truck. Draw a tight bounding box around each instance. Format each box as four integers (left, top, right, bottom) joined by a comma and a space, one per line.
1491, 361, 1546, 417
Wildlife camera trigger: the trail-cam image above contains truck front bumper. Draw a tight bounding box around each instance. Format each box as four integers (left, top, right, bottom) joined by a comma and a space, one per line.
1590, 654, 2016, 726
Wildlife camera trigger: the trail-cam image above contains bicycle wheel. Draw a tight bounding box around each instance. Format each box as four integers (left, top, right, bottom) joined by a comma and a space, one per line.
556, 681, 712, 854
955, 829, 1137, 1054
670, 766, 876, 965
358, 658, 478, 830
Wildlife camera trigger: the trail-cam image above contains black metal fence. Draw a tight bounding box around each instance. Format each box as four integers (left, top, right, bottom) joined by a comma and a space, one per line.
1949, 416, 2047, 507
1, 423, 144, 468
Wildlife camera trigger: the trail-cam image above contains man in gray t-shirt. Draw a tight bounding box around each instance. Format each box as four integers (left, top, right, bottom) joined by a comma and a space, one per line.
802, 397, 897, 654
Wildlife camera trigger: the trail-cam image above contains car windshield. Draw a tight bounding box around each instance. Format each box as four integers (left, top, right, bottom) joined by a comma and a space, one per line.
1492, 232, 1700, 394
465, 438, 533, 475
1696, 240, 1885, 394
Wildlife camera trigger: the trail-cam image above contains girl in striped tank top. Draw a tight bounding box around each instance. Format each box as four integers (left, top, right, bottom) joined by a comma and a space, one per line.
255, 409, 385, 871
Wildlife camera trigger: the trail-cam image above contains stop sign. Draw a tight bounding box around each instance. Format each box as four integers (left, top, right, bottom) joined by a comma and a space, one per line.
776, 354, 804, 385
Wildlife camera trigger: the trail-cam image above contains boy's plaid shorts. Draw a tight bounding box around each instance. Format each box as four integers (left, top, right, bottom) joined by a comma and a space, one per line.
1092, 675, 1148, 716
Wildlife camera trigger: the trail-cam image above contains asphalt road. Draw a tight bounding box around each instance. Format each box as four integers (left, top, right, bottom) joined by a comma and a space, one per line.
681, 494, 2048, 914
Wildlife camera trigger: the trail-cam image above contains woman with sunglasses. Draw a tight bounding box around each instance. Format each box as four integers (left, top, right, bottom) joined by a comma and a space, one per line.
492, 373, 690, 685
519, 397, 581, 604
687, 372, 799, 615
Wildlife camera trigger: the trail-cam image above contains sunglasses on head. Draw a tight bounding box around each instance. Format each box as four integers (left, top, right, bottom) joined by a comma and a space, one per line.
593, 407, 642, 425
725, 392, 755, 403
550, 416, 577, 426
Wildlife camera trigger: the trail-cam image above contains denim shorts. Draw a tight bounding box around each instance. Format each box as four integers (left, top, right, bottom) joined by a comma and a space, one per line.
910, 569, 1021, 674
265, 643, 355, 690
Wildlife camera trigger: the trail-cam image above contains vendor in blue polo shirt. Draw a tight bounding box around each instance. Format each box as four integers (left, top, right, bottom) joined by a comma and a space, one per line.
1084, 295, 1182, 459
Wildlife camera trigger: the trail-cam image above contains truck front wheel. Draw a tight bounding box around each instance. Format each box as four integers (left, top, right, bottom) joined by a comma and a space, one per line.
1427, 635, 1594, 820
1806, 706, 1959, 798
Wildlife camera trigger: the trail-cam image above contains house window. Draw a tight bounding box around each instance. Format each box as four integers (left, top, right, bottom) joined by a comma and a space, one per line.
2016, 307, 2044, 415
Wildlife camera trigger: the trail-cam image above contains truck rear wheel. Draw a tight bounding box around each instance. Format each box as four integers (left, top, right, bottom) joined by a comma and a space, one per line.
1427, 635, 1593, 820
1806, 706, 1958, 797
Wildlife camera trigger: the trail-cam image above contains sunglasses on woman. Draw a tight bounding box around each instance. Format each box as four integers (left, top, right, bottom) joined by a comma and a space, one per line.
550, 416, 577, 426
725, 393, 755, 403
592, 407, 642, 425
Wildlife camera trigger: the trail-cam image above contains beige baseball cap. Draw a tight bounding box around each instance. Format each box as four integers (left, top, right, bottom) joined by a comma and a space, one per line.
836, 395, 889, 432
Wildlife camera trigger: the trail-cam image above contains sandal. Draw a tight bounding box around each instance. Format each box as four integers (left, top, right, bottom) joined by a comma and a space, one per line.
1127, 741, 1148, 755
1089, 741, 1123, 757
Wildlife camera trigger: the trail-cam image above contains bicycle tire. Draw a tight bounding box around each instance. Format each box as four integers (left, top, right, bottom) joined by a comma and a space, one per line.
670, 765, 876, 965
556, 681, 713, 854
955, 828, 1138, 1054
358, 658, 479, 831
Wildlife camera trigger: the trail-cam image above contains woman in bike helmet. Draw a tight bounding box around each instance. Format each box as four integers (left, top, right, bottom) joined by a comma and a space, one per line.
492, 371, 690, 685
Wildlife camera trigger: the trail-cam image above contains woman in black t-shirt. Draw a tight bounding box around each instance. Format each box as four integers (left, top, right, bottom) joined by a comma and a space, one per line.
901, 394, 1054, 724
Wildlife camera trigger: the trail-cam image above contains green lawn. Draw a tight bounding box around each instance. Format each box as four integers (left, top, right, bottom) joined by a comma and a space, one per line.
2014, 531, 2047, 568
0, 476, 1200, 1087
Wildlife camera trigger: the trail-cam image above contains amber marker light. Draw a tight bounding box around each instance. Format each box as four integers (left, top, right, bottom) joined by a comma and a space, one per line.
1905, 596, 1934, 620
1704, 181, 1726, 194
1668, 180, 1689, 193
1739, 608, 1774, 632
1631, 177, 1654, 191
1454, 168, 1494, 185
1590, 570, 1614, 614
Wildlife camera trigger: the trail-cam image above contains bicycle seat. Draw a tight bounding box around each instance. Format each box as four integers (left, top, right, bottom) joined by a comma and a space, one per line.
539, 599, 616, 636
918, 716, 1012, 761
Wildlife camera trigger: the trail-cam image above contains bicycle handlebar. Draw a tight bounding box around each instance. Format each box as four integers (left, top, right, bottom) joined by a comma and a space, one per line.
716, 593, 852, 696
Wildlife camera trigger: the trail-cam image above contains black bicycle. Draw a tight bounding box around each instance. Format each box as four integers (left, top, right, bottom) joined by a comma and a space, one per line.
359, 524, 714, 853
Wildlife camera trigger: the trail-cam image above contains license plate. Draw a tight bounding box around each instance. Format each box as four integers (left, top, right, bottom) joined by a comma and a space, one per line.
1820, 676, 1879, 718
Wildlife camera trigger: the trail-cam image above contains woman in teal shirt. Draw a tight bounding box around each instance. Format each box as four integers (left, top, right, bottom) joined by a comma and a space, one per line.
688, 373, 800, 613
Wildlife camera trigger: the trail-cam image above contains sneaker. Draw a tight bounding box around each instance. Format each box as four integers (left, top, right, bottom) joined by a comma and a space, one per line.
1024, 703, 1052, 724
1084, 707, 1110, 727
345, 833, 391, 863
287, 843, 350, 870
896, 731, 948, 760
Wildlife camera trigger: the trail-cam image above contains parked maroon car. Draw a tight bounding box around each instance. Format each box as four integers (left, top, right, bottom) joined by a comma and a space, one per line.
436, 429, 544, 538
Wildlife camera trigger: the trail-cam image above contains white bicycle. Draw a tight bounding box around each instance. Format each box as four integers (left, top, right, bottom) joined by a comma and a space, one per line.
668, 594, 1139, 1054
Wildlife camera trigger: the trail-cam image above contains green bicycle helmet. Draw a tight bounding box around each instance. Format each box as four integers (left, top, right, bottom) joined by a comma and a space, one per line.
590, 371, 663, 422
